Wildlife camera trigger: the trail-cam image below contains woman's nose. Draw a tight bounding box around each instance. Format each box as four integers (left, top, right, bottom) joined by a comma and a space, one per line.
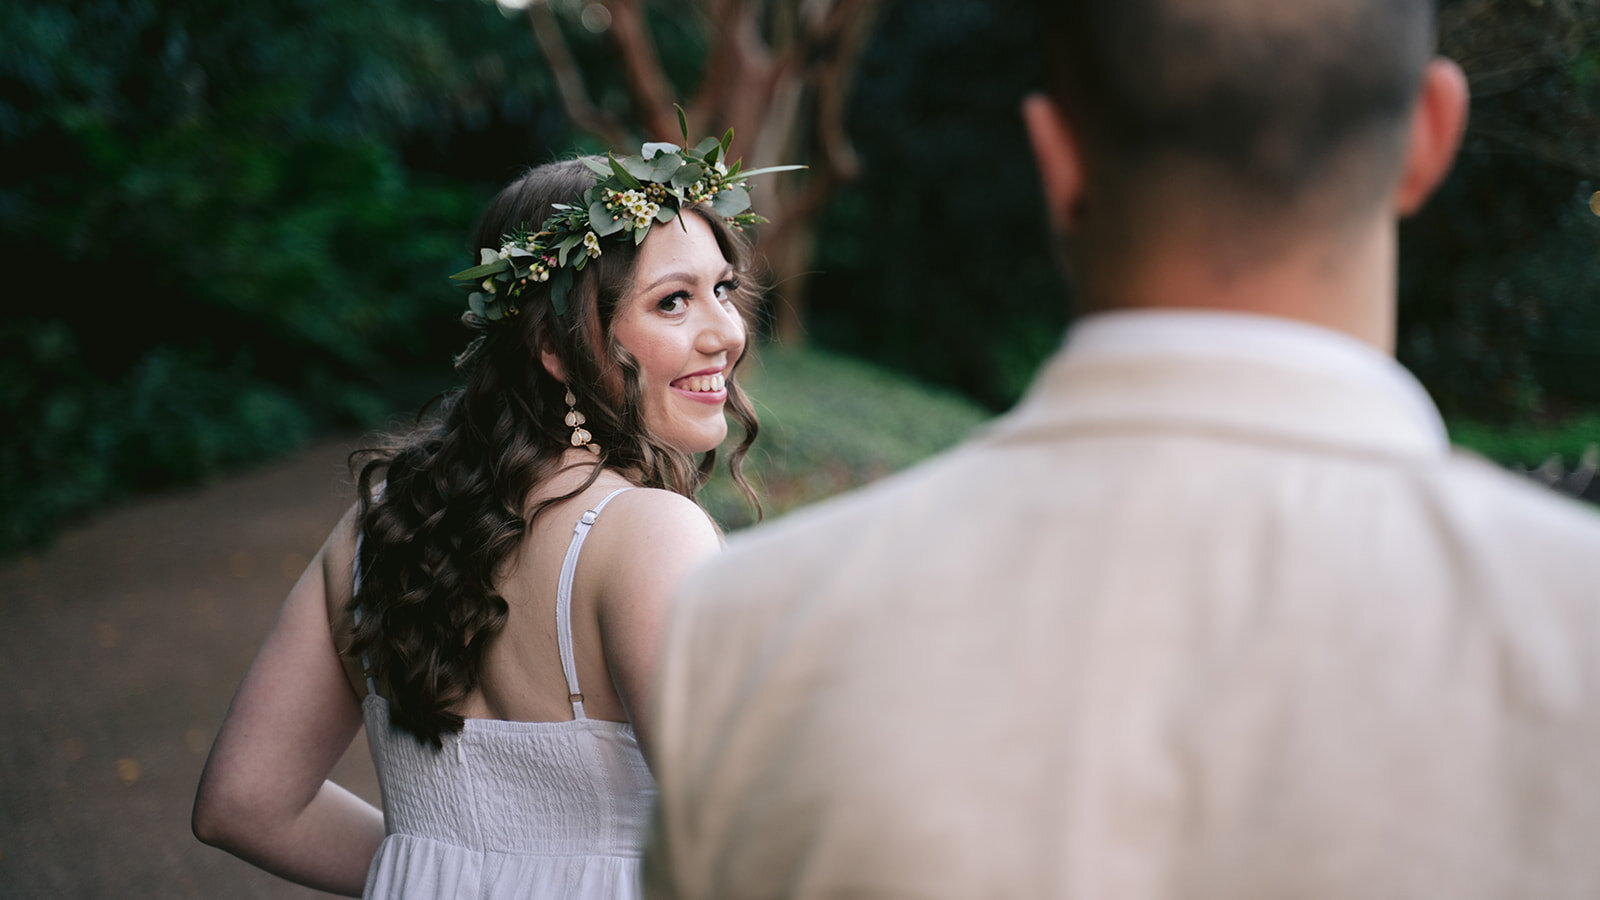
695, 301, 745, 356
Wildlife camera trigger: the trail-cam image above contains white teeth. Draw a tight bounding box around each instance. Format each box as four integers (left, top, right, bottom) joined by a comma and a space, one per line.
680, 373, 725, 392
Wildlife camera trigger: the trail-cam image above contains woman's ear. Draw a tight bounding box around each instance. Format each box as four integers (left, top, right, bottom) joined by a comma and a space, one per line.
1395, 57, 1470, 217
1022, 93, 1087, 235
536, 327, 567, 383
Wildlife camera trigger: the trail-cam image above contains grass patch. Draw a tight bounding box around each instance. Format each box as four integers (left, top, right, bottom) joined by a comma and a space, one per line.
701, 344, 993, 530
1448, 415, 1600, 468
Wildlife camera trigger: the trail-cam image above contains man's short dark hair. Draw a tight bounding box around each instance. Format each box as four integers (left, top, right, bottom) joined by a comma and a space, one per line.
1039, 0, 1436, 206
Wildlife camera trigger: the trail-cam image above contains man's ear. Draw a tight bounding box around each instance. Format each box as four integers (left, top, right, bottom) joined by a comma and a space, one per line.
1022, 93, 1087, 235
1395, 57, 1470, 217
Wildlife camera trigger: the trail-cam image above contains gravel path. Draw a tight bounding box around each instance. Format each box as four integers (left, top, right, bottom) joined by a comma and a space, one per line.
0, 437, 380, 898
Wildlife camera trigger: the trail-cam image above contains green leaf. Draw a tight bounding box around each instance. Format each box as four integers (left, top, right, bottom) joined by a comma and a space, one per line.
634, 223, 649, 245
589, 201, 626, 237
655, 203, 676, 224
556, 233, 583, 267
551, 270, 573, 316
642, 141, 681, 160
468, 292, 488, 317
720, 128, 734, 156
695, 136, 721, 158
451, 260, 509, 282
709, 185, 751, 217
676, 104, 690, 142
581, 157, 613, 178
646, 152, 684, 181
671, 163, 705, 191
617, 154, 656, 183
609, 153, 645, 189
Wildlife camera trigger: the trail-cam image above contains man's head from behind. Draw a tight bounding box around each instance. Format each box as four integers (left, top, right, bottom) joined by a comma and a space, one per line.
1027, 0, 1467, 314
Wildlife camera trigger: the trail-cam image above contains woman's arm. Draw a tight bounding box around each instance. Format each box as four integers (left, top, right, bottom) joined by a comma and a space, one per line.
192, 510, 384, 897
592, 490, 723, 758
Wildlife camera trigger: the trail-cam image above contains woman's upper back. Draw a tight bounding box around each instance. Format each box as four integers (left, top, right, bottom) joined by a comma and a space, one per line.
355, 475, 668, 853
329, 459, 721, 740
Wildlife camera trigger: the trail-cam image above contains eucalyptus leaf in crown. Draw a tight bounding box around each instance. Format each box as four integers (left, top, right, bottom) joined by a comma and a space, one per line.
450, 109, 803, 322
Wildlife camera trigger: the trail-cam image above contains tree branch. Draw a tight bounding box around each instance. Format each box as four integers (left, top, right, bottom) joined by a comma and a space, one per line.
604, 0, 681, 140
525, 1, 630, 146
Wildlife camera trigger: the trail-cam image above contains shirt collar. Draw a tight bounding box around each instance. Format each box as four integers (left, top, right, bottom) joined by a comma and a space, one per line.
990, 309, 1451, 458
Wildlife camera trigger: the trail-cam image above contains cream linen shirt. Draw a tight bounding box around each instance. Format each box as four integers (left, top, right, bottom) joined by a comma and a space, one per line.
647, 311, 1600, 900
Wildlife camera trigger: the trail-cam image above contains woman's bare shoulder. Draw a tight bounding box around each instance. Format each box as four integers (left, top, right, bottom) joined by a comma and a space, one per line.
598, 486, 716, 538
582, 487, 719, 590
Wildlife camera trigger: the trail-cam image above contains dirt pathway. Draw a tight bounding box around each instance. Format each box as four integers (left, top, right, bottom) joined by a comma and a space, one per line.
0, 437, 379, 898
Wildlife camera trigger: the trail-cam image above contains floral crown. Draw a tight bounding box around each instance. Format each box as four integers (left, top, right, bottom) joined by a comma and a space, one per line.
449, 109, 801, 343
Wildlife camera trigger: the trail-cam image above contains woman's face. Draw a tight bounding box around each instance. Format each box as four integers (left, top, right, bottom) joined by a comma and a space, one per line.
610, 213, 747, 454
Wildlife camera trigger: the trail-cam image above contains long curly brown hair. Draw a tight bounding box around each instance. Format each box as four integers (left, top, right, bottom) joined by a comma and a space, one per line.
345, 158, 761, 747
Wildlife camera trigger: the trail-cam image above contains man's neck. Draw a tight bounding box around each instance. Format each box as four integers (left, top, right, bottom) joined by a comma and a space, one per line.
1077, 219, 1398, 354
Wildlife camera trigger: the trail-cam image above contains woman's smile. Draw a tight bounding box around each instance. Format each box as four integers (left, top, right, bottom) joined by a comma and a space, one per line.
671, 368, 729, 402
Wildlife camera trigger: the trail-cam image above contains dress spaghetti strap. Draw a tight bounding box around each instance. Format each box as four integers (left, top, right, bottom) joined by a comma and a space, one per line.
555, 487, 634, 720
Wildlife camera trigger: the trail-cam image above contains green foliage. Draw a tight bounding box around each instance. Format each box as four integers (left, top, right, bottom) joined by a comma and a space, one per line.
0, 322, 312, 550
0, 0, 566, 553
807, 0, 1600, 426
1400, 0, 1600, 419
1449, 416, 1600, 468
699, 345, 991, 530
806, 0, 1065, 411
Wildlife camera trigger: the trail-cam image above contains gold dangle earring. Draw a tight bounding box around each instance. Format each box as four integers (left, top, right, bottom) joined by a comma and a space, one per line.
564, 389, 599, 454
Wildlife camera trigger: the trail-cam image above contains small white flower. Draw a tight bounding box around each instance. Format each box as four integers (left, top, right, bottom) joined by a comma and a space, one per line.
583, 231, 602, 258
481, 279, 496, 293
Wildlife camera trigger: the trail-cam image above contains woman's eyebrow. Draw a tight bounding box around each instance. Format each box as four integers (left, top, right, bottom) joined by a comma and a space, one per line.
638, 271, 697, 294
638, 265, 734, 295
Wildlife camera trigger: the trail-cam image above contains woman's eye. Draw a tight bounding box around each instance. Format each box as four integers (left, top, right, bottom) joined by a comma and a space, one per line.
657, 292, 688, 314
714, 279, 741, 301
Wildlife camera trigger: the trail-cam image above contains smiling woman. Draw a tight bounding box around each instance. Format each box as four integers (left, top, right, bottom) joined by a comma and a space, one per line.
192, 139, 790, 899
609, 213, 747, 454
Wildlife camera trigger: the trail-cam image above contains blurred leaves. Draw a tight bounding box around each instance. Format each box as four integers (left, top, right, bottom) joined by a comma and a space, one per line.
810, 0, 1600, 427
0, 0, 564, 552
1400, 0, 1600, 421
805, 0, 1064, 410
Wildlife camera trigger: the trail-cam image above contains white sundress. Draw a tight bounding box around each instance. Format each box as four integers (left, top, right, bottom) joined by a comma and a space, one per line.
355, 488, 655, 899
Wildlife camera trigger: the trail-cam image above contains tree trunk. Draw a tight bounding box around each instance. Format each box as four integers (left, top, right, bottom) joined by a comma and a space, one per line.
523, 0, 885, 344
